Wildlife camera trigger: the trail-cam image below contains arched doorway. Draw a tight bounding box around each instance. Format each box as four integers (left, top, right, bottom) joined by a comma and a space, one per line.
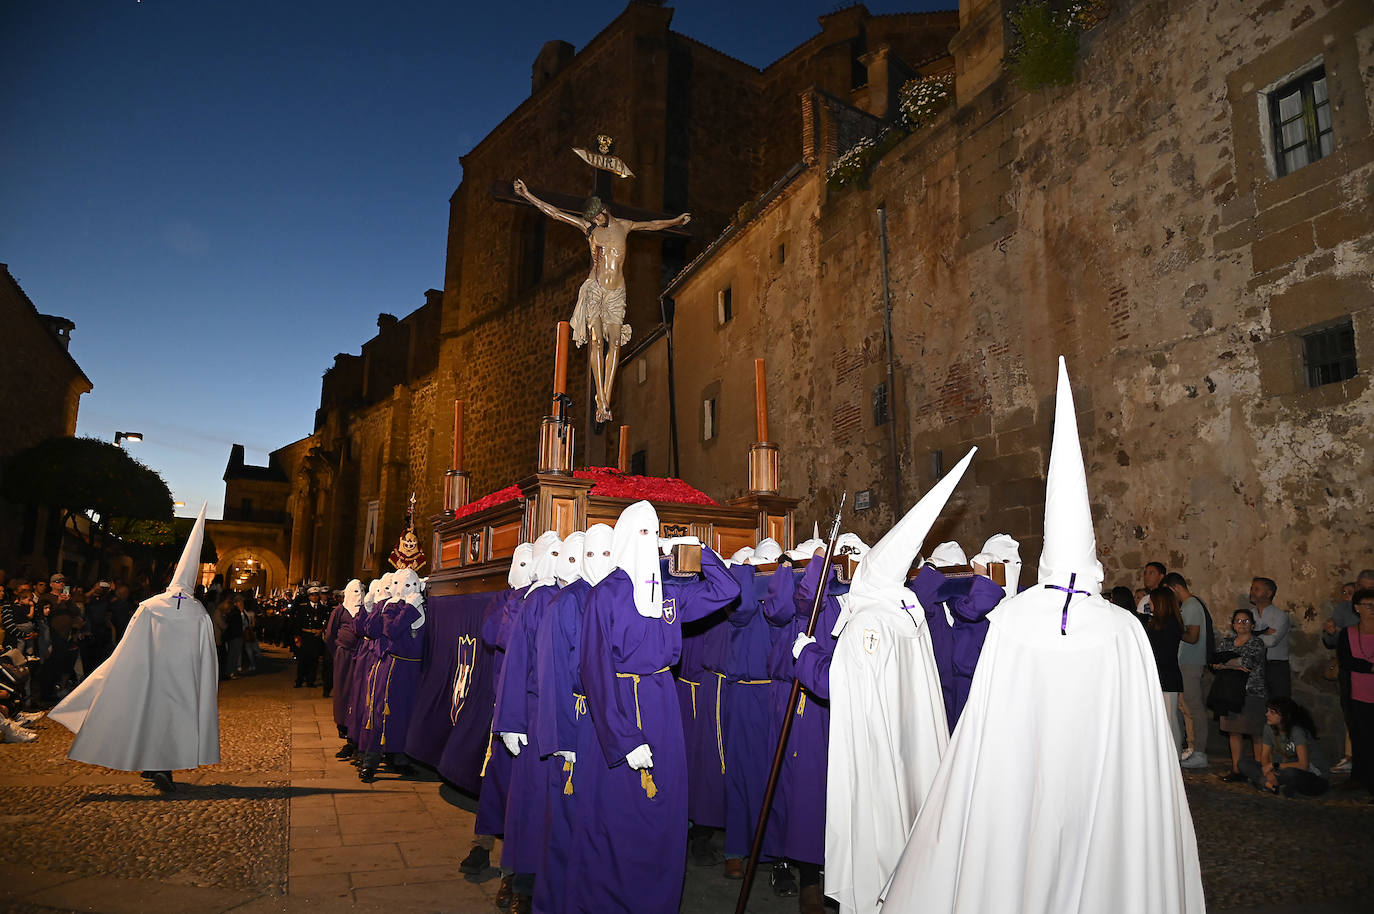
216, 545, 288, 598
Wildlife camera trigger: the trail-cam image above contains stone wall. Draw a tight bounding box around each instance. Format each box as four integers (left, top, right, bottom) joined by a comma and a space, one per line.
644, 0, 1374, 742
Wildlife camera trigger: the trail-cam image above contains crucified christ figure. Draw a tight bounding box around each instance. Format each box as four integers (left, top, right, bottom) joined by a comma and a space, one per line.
514, 178, 691, 424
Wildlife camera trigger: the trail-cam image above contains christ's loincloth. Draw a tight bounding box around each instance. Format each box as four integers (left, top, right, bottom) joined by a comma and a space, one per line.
571, 278, 632, 347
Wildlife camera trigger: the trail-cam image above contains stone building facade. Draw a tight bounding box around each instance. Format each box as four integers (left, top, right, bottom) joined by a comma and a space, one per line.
235, 0, 1372, 737
0, 263, 94, 577
242, 0, 959, 589
619, 0, 1374, 733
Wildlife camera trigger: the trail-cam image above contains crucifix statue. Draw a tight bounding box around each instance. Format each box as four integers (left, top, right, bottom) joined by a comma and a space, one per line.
513, 139, 690, 424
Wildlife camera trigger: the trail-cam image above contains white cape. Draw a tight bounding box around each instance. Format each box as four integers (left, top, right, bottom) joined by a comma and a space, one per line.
880, 586, 1205, 914
49, 594, 220, 771
826, 603, 949, 914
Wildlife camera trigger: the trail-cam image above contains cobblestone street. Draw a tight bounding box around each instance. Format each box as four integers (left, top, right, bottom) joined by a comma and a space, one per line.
1, 646, 1370, 913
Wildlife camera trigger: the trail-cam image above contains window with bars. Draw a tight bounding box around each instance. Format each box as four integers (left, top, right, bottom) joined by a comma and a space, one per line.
1302, 320, 1357, 388
1269, 66, 1333, 177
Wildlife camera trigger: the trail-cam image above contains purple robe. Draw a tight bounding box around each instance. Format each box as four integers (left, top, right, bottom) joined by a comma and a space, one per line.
912, 566, 1004, 729
723, 563, 789, 858
777, 559, 847, 865
683, 563, 732, 829
432, 590, 508, 791
362, 600, 425, 754
474, 589, 520, 837
493, 583, 561, 873
534, 578, 591, 914
351, 603, 389, 753
566, 551, 739, 914
325, 605, 360, 733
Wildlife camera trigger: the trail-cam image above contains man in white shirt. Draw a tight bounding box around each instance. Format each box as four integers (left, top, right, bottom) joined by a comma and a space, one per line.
1137, 561, 1166, 615
1251, 576, 1290, 700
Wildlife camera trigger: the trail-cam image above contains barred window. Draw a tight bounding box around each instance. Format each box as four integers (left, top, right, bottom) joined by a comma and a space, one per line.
1303, 320, 1356, 388
1269, 66, 1333, 177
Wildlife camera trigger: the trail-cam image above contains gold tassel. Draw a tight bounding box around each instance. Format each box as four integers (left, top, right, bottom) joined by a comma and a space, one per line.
641, 769, 658, 799
480, 732, 493, 777
564, 759, 574, 796
797, 693, 806, 716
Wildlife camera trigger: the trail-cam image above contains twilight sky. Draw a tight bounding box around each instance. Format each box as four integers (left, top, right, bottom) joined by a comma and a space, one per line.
2, 0, 952, 517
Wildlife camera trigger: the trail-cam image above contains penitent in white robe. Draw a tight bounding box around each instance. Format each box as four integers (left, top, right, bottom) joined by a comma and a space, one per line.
49, 591, 220, 772
880, 586, 1205, 914
825, 601, 949, 914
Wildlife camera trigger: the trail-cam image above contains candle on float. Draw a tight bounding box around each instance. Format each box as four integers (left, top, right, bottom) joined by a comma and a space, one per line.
754, 358, 769, 442
619, 426, 631, 473
554, 321, 571, 399
452, 400, 465, 470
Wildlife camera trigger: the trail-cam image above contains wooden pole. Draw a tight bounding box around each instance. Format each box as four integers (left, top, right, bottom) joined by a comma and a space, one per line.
753, 358, 768, 442
735, 495, 846, 914
618, 426, 631, 473
452, 399, 464, 471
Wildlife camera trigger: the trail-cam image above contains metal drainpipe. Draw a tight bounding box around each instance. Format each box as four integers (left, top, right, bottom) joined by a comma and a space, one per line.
876, 205, 904, 514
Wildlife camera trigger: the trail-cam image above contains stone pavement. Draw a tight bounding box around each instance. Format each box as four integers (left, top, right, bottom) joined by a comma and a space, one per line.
1, 644, 1370, 913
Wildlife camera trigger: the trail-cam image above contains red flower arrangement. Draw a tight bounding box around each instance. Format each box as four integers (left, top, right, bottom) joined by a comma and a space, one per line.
453, 484, 524, 519
452, 469, 717, 519
574, 466, 717, 505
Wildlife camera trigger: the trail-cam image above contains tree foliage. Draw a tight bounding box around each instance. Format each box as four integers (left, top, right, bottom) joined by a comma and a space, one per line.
2, 436, 173, 522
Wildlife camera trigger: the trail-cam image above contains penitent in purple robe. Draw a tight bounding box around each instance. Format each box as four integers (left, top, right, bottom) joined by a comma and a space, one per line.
723, 562, 790, 858
351, 603, 389, 754
325, 605, 359, 734
912, 566, 1004, 730
492, 583, 561, 874
533, 577, 591, 914
777, 559, 848, 866
362, 600, 425, 754
682, 558, 731, 829
473, 588, 520, 837
566, 551, 739, 914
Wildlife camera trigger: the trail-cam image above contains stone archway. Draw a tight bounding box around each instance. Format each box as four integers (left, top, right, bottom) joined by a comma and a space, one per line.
216, 545, 289, 597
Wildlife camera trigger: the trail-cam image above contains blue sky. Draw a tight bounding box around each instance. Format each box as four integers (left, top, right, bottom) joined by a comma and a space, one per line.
2, 0, 952, 517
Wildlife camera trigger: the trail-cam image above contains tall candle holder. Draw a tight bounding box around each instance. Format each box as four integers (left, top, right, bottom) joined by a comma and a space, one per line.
749, 358, 779, 494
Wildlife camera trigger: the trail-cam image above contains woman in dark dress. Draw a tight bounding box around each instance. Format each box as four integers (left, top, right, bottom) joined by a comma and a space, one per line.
1142, 586, 1185, 754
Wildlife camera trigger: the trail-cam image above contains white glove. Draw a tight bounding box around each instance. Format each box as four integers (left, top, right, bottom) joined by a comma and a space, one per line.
658, 535, 702, 555
554, 750, 576, 763
793, 632, 816, 659
403, 592, 425, 609
500, 732, 527, 756
625, 743, 654, 770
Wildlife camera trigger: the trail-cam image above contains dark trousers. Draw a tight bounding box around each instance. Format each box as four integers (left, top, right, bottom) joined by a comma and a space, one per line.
1265, 659, 1291, 701
1350, 699, 1374, 793
296, 636, 323, 685
1237, 757, 1329, 796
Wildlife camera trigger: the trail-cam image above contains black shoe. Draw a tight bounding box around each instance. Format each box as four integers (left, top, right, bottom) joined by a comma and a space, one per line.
383, 759, 416, 777
335, 744, 356, 760
150, 771, 176, 793
770, 862, 798, 896
359, 765, 378, 784
1220, 771, 1247, 783
494, 875, 514, 909
460, 846, 490, 875
690, 835, 722, 867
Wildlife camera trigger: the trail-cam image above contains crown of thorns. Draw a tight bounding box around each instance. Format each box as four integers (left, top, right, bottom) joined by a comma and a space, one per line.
583, 196, 607, 222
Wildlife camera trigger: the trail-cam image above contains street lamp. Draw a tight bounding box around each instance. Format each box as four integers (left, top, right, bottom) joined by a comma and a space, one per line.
114, 431, 144, 447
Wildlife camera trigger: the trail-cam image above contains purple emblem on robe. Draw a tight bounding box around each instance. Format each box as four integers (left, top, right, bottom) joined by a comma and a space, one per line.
566, 551, 739, 914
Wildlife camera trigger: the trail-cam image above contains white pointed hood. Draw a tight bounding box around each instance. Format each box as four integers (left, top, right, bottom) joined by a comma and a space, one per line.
729, 546, 755, 566
343, 579, 364, 617
526, 531, 562, 594
583, 523, 616, 585
837, 448, 976, 636
1038, 357, 1104, 590
508, 542, 534, 590
168, 504, 207, 598
558, 531, 587, 584
364, 578, 384, 612
394, 567, 426, 630
612, 500, 663, 618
